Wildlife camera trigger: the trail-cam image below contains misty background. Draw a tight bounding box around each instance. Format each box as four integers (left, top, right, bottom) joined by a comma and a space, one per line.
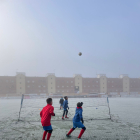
0, 0, 140, 77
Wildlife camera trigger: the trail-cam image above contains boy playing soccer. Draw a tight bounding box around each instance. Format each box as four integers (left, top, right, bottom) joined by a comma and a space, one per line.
40, 98, 55, 140
59, 97, 64, 110
62, 96, 69, 120
66, 102, 86, 140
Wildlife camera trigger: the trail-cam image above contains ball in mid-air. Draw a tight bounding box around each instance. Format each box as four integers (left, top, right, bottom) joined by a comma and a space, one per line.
79, 52, 82, 56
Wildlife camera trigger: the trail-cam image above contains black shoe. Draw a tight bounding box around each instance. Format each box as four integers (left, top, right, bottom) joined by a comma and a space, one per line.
66, 134, 71, 138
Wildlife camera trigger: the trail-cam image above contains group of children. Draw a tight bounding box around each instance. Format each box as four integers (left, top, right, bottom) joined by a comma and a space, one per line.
40, 96, 86, 140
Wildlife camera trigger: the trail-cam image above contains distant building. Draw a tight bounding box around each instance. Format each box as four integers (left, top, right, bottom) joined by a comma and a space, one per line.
0, 73, 140, 97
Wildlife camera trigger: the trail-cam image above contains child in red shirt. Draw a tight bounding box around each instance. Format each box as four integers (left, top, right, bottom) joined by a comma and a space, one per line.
40, 98, 55, 140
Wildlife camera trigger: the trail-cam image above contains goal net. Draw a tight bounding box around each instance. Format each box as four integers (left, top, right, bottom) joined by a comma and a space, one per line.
18, 94, 111, 122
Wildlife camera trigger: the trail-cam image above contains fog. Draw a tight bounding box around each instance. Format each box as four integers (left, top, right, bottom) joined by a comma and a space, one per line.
0, 0, 140, 77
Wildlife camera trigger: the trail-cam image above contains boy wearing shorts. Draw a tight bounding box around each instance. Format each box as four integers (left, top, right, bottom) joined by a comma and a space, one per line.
40, 98, 55, 140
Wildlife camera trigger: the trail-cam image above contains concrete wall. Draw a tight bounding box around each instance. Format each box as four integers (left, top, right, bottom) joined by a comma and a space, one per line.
0, 76, 16, 96
82, 78, 100, 93
25, 77, 47, 94
129, 78, 140, 92
55, 77, 75, 94
107, 78, 123, 93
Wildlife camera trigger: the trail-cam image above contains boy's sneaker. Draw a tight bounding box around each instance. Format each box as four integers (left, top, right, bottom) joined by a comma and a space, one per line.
65, 115, 69, 118
66, 134, 71, 138
62, 116, 65, 120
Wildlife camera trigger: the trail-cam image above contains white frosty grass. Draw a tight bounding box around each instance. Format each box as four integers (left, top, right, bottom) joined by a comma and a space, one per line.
0, 98, 140, 140
20, 98, 109, 122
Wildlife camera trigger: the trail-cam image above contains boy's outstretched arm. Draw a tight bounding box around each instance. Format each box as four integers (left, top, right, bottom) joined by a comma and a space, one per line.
81, 118, 84, 124
50, 107, 55, 116
40, 110, 42, 118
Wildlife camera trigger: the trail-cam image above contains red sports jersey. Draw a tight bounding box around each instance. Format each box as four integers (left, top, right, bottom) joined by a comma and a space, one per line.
40, 104, 55, 126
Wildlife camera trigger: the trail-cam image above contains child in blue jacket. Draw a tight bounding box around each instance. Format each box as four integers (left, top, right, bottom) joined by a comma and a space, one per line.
62, 96, 69, 120
66, 102, 86, 140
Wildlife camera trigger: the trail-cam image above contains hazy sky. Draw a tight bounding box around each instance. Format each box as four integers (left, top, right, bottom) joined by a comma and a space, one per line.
0, 0, 140, 78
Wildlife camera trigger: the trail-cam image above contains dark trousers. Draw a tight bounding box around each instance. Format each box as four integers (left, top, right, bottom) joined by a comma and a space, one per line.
63, 109, 68, 117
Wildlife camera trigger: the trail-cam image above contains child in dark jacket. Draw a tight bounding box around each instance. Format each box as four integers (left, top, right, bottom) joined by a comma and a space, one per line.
62, 96, 69, 120
59, 97, 64, 110
40, 98, 55, 140
66, 102, 86, 140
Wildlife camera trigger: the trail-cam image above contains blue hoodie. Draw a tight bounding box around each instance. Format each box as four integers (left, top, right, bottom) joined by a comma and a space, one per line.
63, 100, 68, 110
73, 107, 83, 122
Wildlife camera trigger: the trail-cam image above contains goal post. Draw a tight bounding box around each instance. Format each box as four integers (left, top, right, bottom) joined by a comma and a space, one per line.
18, 94, 24, 121
18, 94, 111, 122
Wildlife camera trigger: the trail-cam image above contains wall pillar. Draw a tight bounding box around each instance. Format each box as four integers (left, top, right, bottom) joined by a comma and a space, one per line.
74, 74, 82, 93
97, 74, 107, 93
47, 73, 56, 94
16, 72, 26, 95
120, 75, 130, 93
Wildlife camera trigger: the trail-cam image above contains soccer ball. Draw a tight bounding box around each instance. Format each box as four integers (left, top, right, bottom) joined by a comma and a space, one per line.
79, 52, 82, 56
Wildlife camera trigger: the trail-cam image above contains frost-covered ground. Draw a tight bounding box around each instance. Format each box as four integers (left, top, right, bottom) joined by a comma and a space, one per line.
0, 98, 140, 140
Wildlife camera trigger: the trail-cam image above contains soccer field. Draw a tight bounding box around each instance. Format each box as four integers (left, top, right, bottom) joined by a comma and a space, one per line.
0, 98, 140, 140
